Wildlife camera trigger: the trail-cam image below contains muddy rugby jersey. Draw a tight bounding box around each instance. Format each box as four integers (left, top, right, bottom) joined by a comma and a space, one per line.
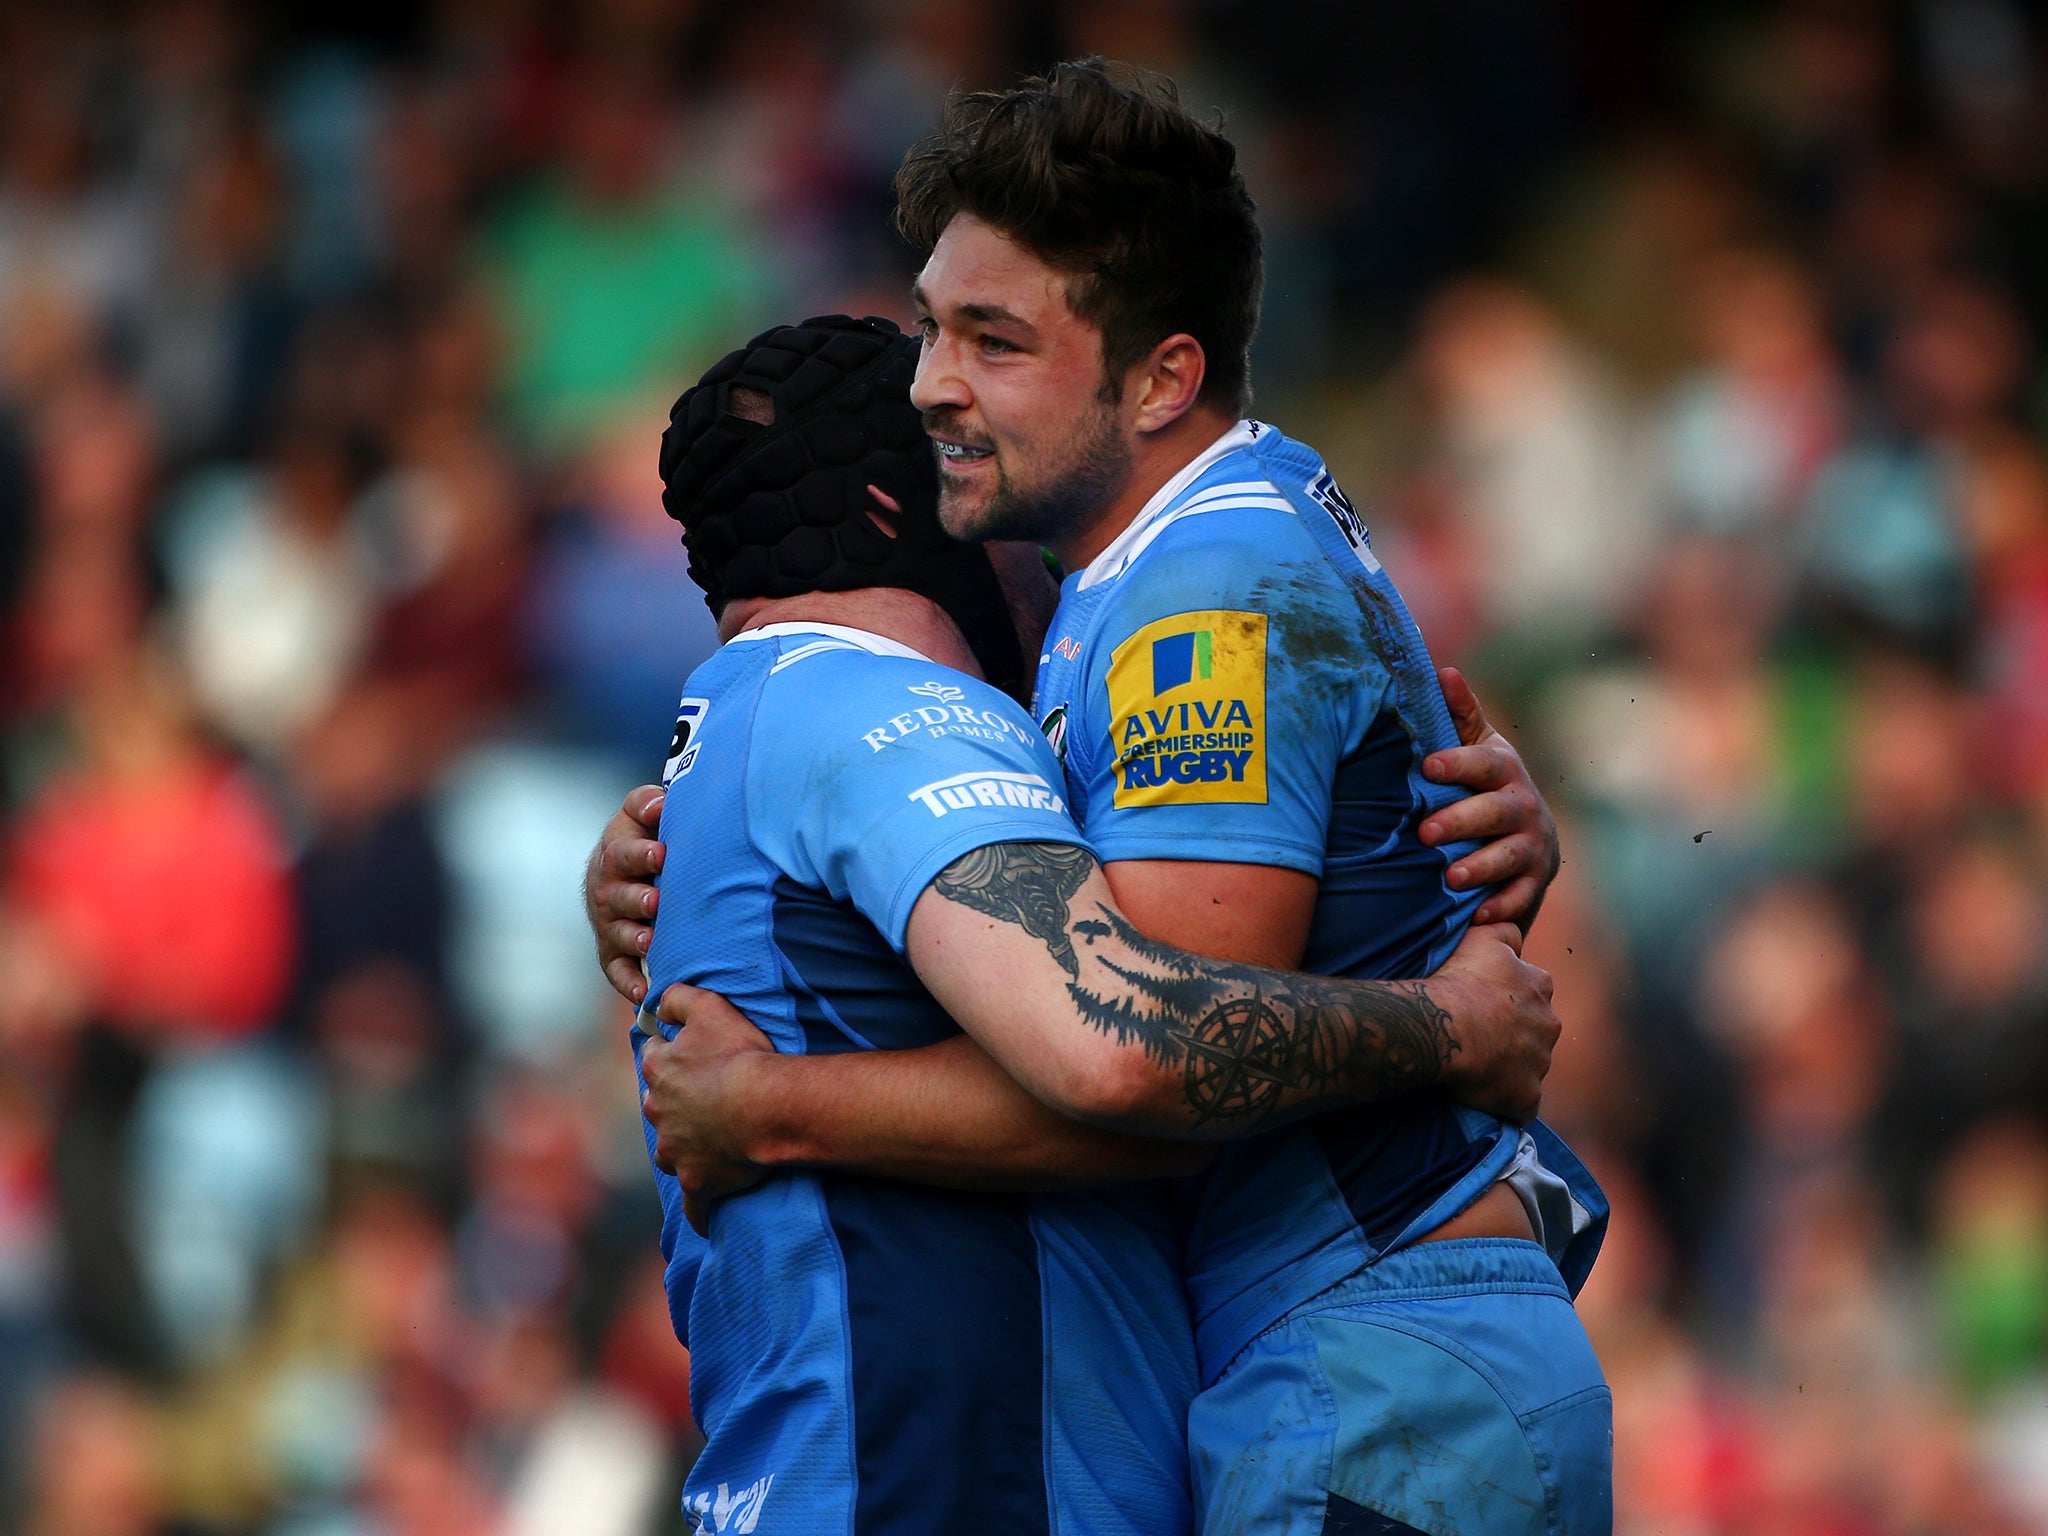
1031, 422, 1605, 1382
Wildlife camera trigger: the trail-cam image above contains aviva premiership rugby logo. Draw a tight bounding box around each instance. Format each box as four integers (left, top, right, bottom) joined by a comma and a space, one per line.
1039, 703, 1069, 761
1106, 610, 1267, 809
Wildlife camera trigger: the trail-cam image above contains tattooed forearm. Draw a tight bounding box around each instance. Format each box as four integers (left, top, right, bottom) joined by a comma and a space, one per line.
1169, 978, 1454, 1129
932, 843, 1096, 977
929, 847, 1462, 1134
1069, 904, 1457, 1129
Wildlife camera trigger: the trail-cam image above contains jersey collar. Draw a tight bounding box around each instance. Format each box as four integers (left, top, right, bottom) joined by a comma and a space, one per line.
1075, 420, 1262, 592
725, 620, 935, 662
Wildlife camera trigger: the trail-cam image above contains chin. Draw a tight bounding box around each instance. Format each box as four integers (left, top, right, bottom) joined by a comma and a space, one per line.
936, 486, 996, 541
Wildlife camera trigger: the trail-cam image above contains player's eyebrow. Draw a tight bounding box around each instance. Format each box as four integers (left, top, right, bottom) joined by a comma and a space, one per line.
911, 282, 1039, 339
958, 302, 1038, 337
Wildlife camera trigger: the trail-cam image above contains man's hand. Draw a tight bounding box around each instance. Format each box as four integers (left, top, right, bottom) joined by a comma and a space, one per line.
1418, 667, 1560, 932
1430, 922, 1559, 1124
587, 785, 666, 1004
641, 984, 778, 1234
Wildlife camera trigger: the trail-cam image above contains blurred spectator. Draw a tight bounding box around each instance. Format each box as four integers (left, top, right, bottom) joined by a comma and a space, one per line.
496, 1385, 668, 1536
457, 1067, 598, 1322
1659, 247, 1845, 535
130, 1042, 323, 1372
160, 420, 383, 757
432, 743, 637, 1064
0, 1066, 57, 1533
481, 59, 767, 457
1840, 650, 1978, 871
162, 1182, 463, 1528
1798, 432, 1970, 646
1876, 835, 2048, 1230
1695, 880, 1891, 1326
7, 643, 294, 1043
1409, 279, 1658, 666
1578, 1161, 1768, 1534
0, 32, 149, 331
1964, 429, 2048, 804
311, 960, 461, 1198
1931, 1118, 2048, 1402
1790, 276, 2018, 646
4, 369, 156, 736
527, 414, 720, 761
1514, 834, 1643, 1154
599, 1255, 700, 1450
1541, 530, 1842, 998
20, 1374, 171, 1536
130, 110, 294, 464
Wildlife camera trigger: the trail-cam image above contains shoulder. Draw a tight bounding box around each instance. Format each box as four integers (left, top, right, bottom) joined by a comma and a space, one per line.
1132, 501, 1324, 596
1088, 505, 1357, 680
1093, 434, 1347, 612
761, 642, 1029, 727
755, 642, 1053, 776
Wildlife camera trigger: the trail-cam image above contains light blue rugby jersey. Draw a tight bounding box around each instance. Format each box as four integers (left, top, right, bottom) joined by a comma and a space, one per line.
1032, 422, 1607, 1383
633, 621, 1198, 1536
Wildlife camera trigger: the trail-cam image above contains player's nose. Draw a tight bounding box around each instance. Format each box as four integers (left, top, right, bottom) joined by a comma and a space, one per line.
910, 334, 970, 413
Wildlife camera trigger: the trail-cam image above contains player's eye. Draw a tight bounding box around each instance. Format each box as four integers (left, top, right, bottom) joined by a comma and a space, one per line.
914, 315, 938, 343
979, 333, 1019, 354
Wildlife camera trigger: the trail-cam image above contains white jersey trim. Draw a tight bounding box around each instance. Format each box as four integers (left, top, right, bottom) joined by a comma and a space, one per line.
728, 620, 937, 672
1076, 421, 1282, 591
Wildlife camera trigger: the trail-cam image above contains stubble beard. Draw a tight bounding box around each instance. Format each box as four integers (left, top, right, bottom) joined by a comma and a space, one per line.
935, 404, 1133, 548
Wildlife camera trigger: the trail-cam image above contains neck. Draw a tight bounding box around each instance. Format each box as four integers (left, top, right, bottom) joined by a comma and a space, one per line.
719, 589, 982, 677
1050, 404, 1238, 572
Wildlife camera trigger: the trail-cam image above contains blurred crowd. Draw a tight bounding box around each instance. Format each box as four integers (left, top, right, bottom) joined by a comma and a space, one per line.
2, 2, 2047, 1534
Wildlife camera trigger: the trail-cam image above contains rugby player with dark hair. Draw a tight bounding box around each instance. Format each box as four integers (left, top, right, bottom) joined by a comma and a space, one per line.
601, 59, 1611, 1536
622, 310, 1566, 1536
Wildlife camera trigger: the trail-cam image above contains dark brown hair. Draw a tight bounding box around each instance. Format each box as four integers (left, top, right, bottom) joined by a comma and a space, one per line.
896, 58, 1262, 414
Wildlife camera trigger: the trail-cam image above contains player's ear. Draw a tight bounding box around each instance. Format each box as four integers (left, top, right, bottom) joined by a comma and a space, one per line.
1130, 333, 1206, 435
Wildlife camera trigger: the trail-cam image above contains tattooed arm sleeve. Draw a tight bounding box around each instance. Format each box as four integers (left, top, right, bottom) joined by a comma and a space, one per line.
907, 841, 1493, 1139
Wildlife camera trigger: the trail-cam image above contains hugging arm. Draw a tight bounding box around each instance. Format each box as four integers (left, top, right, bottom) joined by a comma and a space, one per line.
903, 843, 1552, 1139
630, 665, 1560, 1207
651, 839, 1552, 1208
641, 1011, 1207, 1223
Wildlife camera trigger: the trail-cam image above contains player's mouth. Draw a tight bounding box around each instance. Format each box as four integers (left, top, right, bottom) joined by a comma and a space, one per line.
933, 437, 996, 469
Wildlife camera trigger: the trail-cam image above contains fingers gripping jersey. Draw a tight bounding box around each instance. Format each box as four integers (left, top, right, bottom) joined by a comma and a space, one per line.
1032, 423, 1608, 1381
635, 623, 1197, 1536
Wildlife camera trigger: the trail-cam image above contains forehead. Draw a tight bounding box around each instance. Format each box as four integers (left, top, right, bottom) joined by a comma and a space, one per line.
917, 215, 1083, 327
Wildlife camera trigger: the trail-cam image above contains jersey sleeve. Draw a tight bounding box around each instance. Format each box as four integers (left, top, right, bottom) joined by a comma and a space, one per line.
753, 653, 1093, 951
1070, 513, 1386, 873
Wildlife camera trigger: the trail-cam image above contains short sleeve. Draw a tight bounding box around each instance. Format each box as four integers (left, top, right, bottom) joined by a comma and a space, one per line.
1070, 514, 1385, 874
754, 654, 1092, 950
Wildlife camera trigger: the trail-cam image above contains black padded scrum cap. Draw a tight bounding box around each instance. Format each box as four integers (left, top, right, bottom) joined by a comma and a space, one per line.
658, 315, 1025, 697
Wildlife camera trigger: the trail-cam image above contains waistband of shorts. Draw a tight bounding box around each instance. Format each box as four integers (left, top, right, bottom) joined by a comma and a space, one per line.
1311, 1238, 1569, 1308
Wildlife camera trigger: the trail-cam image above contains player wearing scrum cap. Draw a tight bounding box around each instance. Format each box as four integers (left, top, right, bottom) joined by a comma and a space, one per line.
625, 312, 1563, 1535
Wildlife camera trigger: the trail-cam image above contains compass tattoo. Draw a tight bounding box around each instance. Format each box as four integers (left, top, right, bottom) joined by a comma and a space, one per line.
929, 843, 1460, 1134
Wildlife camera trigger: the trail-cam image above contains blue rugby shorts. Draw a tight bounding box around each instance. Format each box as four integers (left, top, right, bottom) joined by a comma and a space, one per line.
1188, 1237, 1613, 1536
